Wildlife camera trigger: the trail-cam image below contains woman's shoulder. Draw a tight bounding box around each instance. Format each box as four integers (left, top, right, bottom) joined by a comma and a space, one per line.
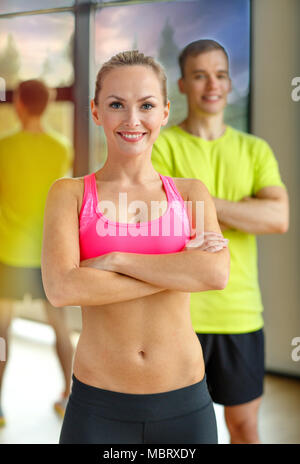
48, 176, 85, 215
170, 177, 209, 202
50, 176, 84, 194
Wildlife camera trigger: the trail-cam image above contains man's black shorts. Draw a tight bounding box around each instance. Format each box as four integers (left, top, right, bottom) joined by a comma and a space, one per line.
196, 329, 265, 406
0, 260, 46, 300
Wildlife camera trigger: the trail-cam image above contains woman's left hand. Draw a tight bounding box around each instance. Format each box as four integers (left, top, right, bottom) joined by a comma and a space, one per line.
184, 231, 229, 253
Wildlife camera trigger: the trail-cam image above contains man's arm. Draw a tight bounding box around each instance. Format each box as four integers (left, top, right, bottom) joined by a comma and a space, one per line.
214, 186, 289, 235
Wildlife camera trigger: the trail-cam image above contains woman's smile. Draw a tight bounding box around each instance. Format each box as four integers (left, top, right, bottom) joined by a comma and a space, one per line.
117, 131, 147, 143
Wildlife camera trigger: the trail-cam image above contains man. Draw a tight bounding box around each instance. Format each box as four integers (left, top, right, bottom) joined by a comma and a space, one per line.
0, 79, 74, 426
151, 40, 289, 444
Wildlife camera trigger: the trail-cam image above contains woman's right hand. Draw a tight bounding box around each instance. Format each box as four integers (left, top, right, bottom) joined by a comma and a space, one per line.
184, 232, 229, 253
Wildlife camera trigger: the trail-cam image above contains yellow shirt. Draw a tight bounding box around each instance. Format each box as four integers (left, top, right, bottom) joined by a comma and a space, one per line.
0, 128, 72, 267
152, 125, 285, 333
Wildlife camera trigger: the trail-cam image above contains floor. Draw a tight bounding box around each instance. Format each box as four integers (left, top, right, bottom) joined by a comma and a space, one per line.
0, 318, 299, 444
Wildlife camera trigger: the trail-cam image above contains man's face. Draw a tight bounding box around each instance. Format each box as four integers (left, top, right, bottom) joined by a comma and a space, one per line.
178, 50, 232, 116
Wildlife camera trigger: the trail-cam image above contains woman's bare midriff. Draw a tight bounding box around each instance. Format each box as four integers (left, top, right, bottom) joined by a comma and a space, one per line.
73, 290, 205, 394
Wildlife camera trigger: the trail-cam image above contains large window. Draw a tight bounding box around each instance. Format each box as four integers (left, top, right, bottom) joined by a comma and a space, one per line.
0, 11, 74, 141
91, 0, 250, 171
0, 6, 75, 318
0, 0, 251, 178
0, 0, 250, 318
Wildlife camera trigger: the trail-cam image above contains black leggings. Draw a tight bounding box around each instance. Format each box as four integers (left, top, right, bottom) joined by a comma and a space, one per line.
59, 374, 218, 444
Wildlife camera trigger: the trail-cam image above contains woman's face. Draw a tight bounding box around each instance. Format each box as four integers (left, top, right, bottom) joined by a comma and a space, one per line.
91, 65, 169, 159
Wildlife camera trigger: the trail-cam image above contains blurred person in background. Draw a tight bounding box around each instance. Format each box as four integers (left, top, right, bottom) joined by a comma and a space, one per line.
152, 39, 289, 444
0, 79, 74, 426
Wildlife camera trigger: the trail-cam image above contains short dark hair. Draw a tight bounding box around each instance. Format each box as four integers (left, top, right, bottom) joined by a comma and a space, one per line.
15, 79, 50, 116
179, 39, 229, 77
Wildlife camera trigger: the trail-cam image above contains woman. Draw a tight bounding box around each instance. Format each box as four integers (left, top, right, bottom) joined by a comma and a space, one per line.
41, 51, 230, 444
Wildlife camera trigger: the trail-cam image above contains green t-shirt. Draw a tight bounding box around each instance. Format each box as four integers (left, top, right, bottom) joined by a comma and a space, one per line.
0, 128, 72, 267
151, 125, 285, 333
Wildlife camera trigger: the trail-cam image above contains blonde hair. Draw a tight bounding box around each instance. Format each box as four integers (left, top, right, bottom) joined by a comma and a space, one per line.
94, 50, 168, 106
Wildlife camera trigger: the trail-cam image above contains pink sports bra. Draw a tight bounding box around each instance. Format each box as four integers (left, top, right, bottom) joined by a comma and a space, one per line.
79, 173, 191, 261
